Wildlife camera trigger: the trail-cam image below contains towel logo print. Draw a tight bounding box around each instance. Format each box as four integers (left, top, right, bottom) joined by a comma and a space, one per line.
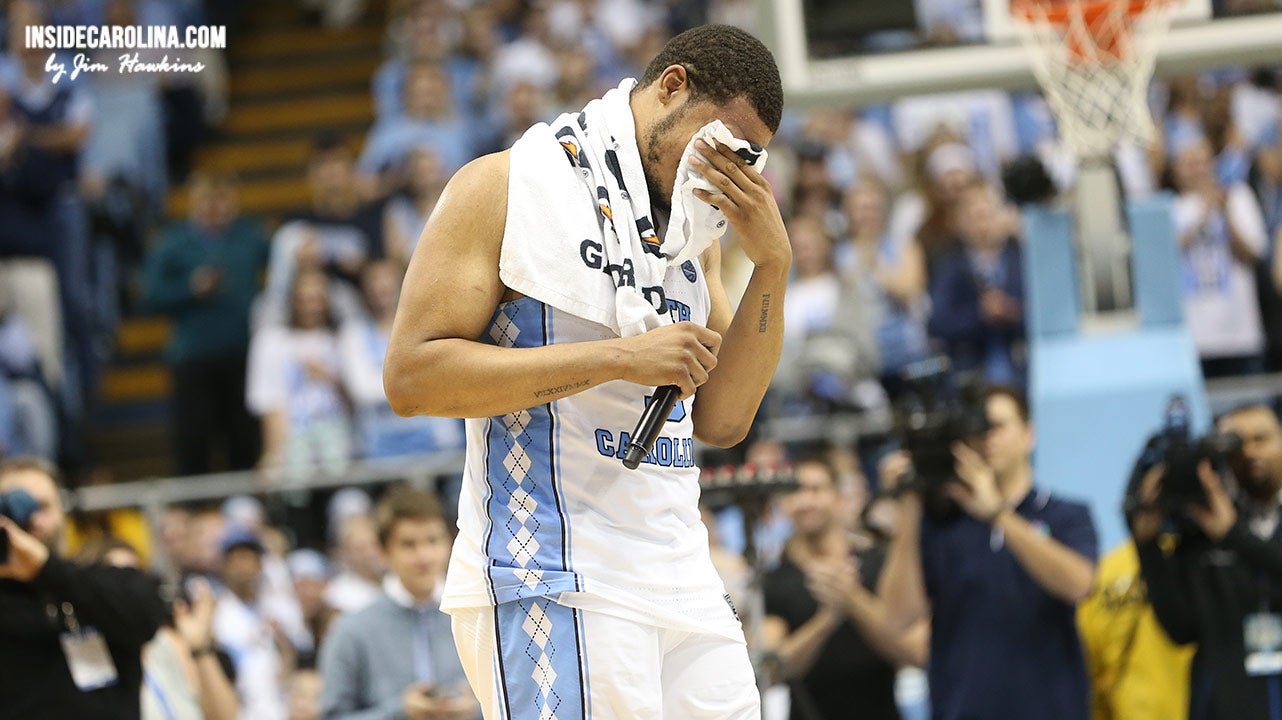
681, 260, 697, 283
555, 125, 588, 169
595, 186, 613, 224
635, 216, 662, 258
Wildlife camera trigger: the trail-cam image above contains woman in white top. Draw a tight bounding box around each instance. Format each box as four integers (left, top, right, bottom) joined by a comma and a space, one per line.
246, 268, 354, 474
1171, 134, 1273, 377
339, 260, 464, 458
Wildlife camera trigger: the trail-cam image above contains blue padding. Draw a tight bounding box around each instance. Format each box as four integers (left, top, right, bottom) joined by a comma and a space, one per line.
1022, 205, 1080, 339
1031, 327, 1208, 550
1129, 194, 1185, 328
1026, 196, 1209, 551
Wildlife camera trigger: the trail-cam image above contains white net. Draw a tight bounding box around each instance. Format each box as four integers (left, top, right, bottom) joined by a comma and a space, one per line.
1011, 0, 1176, 160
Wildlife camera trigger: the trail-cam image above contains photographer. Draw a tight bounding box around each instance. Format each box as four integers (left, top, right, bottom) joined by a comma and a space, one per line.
1131, 403, 1282, 720
878, 386, 1098, 720
0, 456, 168, 720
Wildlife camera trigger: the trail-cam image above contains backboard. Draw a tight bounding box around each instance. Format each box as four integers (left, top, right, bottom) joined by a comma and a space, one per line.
765, 0, 1282, 106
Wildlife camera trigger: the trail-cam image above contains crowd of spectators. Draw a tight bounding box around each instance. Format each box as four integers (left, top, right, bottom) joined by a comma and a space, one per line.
4, 0, 1282, 718
0, 0, 227, 471
0, 0, 1280, 480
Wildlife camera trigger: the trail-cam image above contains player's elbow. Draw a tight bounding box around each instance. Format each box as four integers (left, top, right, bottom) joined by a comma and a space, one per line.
383, 352, 428, 417
694, 418, 750, 449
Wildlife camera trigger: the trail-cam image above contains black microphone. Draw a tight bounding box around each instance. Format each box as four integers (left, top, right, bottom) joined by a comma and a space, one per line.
622, 385, 680, 470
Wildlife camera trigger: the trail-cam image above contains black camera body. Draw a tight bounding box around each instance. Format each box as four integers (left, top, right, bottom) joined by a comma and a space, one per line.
893, 357, 990, 518
0, 488, 38, 564
1144, 396, 1242, 511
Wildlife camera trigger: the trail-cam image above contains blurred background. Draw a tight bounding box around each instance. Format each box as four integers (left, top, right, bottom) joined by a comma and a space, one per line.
4, 0, 1282, 716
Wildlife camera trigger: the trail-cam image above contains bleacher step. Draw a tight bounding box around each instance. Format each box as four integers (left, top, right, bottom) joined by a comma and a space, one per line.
96, 0, 386, 480
222, 92, 373, 135
230, 56, 381, 98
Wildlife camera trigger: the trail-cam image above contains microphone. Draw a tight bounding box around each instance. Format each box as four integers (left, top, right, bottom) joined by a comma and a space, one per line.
622, 385, 680, 470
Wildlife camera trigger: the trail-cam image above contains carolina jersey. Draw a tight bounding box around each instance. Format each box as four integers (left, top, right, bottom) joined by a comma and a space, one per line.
441, 258, 742, 641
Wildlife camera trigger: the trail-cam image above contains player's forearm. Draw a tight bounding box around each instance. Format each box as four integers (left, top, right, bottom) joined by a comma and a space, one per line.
997, 512, 1095, 603
691, 263, 788, 447
385, 337, 629, 418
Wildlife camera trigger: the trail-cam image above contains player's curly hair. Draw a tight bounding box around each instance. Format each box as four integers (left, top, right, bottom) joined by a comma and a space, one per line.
636, 25, 783, 134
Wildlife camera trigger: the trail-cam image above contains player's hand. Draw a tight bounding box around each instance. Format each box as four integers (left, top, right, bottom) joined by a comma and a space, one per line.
616, 321, 721, 400
690, 139, 791, 271
0, 517, 49, 582
1127, 463, 1165, 543
1185, 460, 1237, 541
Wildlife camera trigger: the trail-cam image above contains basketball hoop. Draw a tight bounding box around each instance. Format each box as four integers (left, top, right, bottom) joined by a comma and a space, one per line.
1011, 0, 1177, 160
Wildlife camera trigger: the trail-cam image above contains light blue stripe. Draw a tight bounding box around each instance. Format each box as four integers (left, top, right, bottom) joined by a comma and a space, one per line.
495, 598, 586, 720
544, 304, 578, 589
480, 298, 579, 603
575, 606, 592, 719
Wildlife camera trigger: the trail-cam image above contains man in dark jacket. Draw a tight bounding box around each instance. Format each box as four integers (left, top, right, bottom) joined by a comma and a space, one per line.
928, 180, 1025, 387
0, 456, 166, 720
1133, 403, 1282, 720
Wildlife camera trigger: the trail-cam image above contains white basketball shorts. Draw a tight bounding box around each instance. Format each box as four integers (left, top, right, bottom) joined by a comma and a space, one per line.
450, 597, 761, 719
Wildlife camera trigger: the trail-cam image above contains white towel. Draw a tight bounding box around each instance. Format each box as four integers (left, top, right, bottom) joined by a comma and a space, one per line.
667, 121, 767, 265
501, 79, 767, 338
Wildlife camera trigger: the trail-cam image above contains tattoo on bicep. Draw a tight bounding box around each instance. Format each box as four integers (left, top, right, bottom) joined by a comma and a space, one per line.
758, 294, 772, 333
533, 379, 591, 398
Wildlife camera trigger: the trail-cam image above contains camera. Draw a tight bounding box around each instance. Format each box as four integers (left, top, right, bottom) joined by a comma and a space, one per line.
1140, 396, 1242, 512
892, 357, 990, 518
0, 488, 38, 564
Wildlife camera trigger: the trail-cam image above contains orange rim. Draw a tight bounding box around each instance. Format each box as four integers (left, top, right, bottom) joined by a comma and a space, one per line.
1012, 0, 1158, 24
1012, 0, 1171, 62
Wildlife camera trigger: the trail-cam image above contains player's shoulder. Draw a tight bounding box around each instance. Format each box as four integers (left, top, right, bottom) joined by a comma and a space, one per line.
426, 150, 511, 243
442, 150, 510, 201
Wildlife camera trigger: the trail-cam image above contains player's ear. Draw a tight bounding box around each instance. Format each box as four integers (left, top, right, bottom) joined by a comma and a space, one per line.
656, 65, 689, 106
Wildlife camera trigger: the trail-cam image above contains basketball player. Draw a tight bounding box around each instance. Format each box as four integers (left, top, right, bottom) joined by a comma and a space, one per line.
383, 25, 788, 720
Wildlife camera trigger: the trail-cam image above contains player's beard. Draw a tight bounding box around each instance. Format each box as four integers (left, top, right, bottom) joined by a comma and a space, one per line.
641, 101, 692, 216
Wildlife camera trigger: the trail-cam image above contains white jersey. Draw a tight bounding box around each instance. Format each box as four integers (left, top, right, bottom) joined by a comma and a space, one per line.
442, 259, 743, 641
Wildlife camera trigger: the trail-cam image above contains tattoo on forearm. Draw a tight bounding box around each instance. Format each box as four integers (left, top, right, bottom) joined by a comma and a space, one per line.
533, 379, 591, 398
758, 294, 772, 333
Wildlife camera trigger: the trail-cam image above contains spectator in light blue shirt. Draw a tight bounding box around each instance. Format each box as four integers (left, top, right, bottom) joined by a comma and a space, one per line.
360, 61, 478, 192
319, 486, 478, 720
